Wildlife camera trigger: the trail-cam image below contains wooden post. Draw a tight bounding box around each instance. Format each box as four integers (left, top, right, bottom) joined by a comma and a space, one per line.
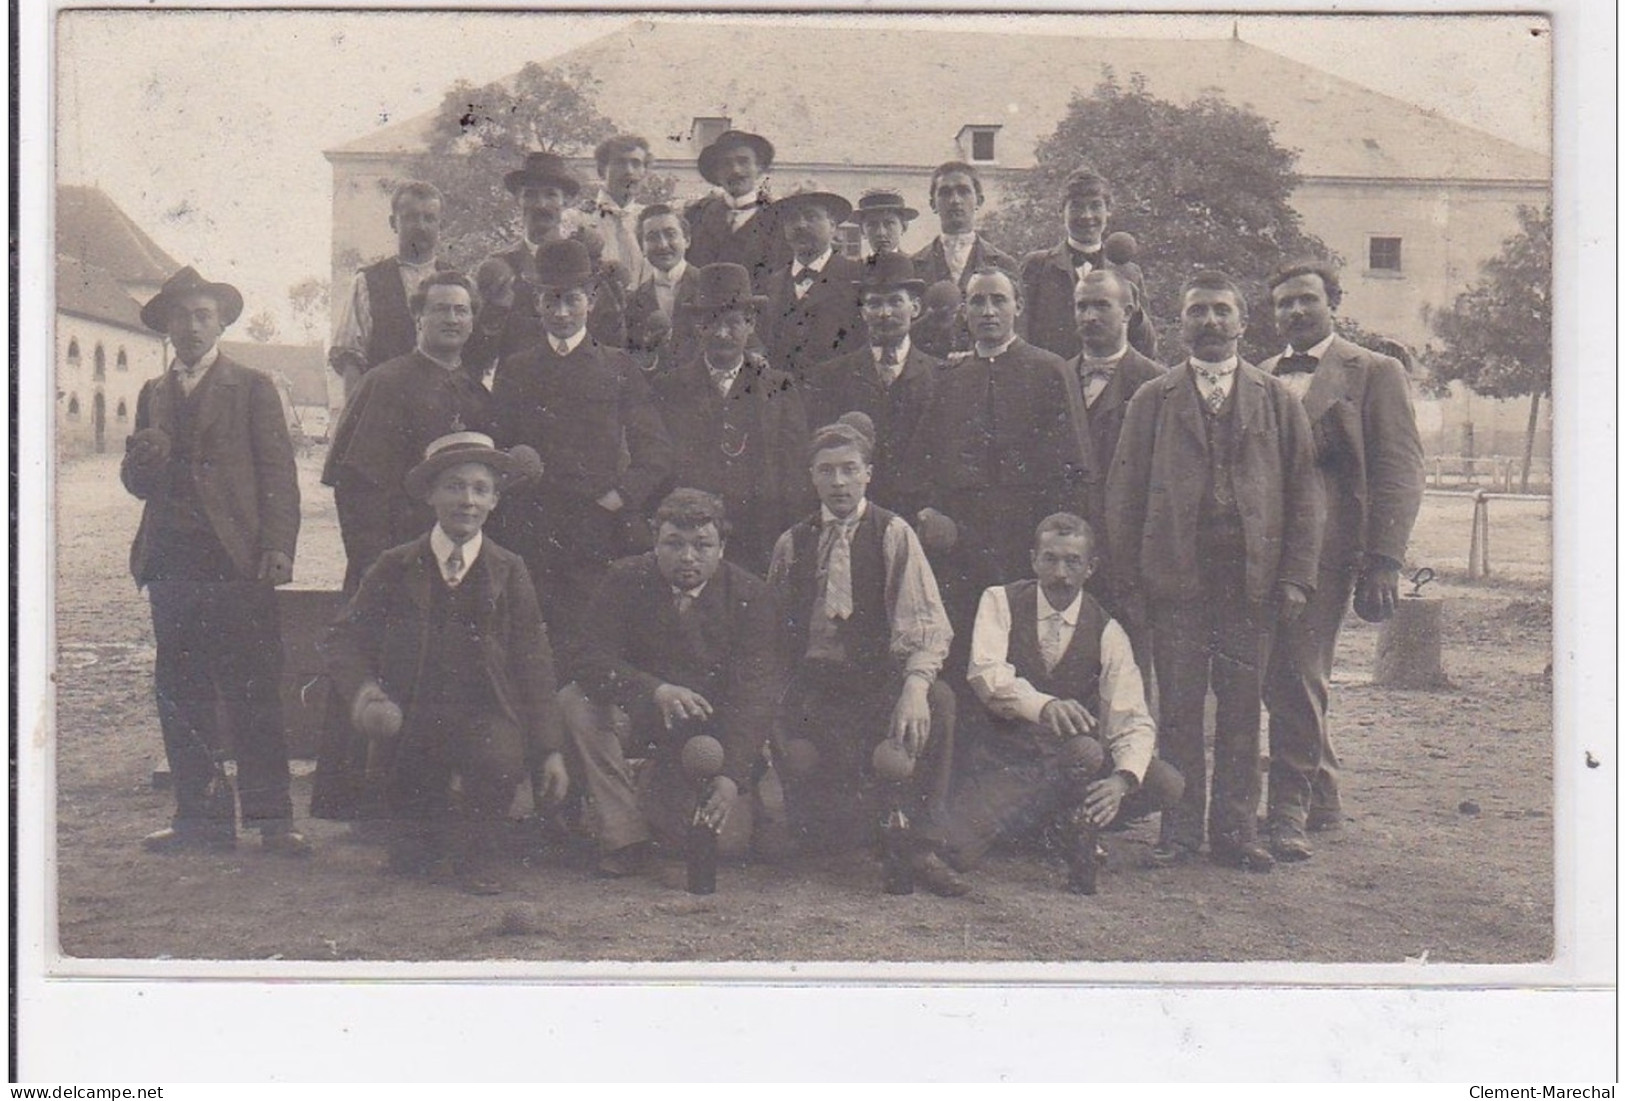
1467, 490, 1491, 578
1373, 596, 1448, 688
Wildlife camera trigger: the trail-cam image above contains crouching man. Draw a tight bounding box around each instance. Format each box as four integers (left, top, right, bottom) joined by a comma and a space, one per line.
321, 432, 568, 894
568, 489, 783, 877
942, 514, 1183, 894
767, 419, 969, 897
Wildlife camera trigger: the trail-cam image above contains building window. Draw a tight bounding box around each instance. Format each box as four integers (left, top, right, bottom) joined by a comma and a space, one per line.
957, 124, 1002, 164
93, 344, 106, 381
116, 399, 129, 422
837, 222, 863, 260
691, 116, 732, 151
116, 347, 129, 371
1369, 236, 1403, 273
67, 394, 80, 418
67, 338, 81, 369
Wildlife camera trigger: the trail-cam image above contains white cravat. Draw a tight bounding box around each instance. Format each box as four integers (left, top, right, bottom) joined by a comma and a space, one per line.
1078, 345, 1127, 407
651, 260, 688, 318
1038, 590, 1082, 673
941, 233, 975, 283
169, 344, 221, 396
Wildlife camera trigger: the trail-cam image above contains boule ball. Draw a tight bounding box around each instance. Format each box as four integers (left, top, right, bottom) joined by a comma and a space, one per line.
507, 444, 545, 483
680, 734, 726, 780
871, 739, 916, 782
779, 738, 821, 779
357, 696, 403, 739
1057, 734, 1104, 775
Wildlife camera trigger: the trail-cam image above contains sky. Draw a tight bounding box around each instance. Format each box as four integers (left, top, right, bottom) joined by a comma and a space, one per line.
54, 9, 1553, 337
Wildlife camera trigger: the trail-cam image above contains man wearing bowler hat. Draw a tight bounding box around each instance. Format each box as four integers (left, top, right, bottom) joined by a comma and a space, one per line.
121, 267, 308, 856
651, 263, 811, 574
854, 189, 919, 259
684, 129, 790, 290
760, 183, 864, 386
1019, 166, 1157, 361
322, 432, 567, 894
803, 251, 941, 513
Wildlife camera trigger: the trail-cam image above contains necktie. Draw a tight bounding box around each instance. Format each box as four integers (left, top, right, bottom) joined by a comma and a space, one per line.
824, 522, 855, 620
445, 545, 465, 588
729, 202, 759, 230
552, 338, 571, 356
1196, 367, 1232, 414
711, 369, 737, 397
794, 267, 818, 298
1278, 353, 1318, 376
673, 590, 695, 615
1040, 611, 1067, 672
877, 346, 902, 385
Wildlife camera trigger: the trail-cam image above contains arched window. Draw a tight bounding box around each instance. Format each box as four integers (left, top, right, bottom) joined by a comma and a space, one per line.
116, 399, 129, 421
67, 394, 80, 418
66, 339, 81, 368
93, 344, 106, 381
116, 347, 129, 371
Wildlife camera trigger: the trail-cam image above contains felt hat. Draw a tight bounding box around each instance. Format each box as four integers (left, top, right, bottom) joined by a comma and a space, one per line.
853, 189, 919, 224
503, 151, 583, 197
774, 181, 853, 224
140, 266, 244, 332
532, 238, 596, 289
853, 251, 926, 294
405, 432, 523, 500
691, 263, 770, 312
696, 129, 776, 186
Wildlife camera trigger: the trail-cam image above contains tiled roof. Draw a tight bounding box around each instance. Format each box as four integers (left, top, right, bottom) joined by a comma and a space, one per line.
56, 254, 149, 334
328, 20, 1549, 184
57, 185, 182, 285
220, 340, 329, 406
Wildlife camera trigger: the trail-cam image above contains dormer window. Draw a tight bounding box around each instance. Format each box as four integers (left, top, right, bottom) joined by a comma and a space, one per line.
691, 116, 732, 150
958, 124, 1002, 164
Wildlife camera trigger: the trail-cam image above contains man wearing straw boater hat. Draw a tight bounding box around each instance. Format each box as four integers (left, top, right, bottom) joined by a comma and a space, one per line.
321, 432, 567, 894
853, 188, 919, 259
802, 251, 940, 513
683, 128, 790, 290
760, 182, 863, 385
121, 267, 308, 856
651, 262, 811, 574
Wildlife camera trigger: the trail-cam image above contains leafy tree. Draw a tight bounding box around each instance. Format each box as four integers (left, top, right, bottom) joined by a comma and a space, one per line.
982, 71, 1329, 360
287, 276, 330, 344
1424, 204, 1552, 492
244, 309, 279, 343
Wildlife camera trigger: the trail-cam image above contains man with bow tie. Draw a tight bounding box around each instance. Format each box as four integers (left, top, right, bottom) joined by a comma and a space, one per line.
1259, 259, 1424, 860
760, 184, 865, 386
121, 268, 308, 857
563, 134, 653, 292
766, 420, 969, 896
910, 162, 1018, 293
1018, 166, 1156, 362
683, 129, 791, 291
1106, 270, 1323, 873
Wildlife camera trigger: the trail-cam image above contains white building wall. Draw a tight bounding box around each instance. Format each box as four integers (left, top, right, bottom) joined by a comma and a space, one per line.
56, 314, 166, 457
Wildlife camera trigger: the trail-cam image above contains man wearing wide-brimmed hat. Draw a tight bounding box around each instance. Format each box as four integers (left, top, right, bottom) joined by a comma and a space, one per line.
488, 238, 674, 677
322, 431, 567, 894
760, 183, 864, 386
853, 189, 920, 259
121, 267, 309, 857
651, 262, 811, 573
802, 251, 940, 513
683, 128, 790, 291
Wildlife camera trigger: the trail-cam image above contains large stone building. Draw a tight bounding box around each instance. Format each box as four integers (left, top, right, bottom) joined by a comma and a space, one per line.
324, 19, 1551, 458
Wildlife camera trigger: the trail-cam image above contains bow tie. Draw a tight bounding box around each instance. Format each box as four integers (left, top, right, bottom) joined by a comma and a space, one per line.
794, 267, 820, 286
1079, 364, 1115, 385
1278, 353, 1318, 376
1071, 249, 1103, 269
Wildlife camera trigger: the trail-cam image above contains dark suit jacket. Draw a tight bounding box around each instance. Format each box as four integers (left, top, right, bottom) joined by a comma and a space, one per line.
1017, 241, 1157, 360
122, 354, 300, 585
1106, 361, 1325, 606
760, 254, 865, 384
683, 193, 790, 291
623, 265, 702, 368
803, 342, 941, 513
464, 243, 627, 372
910, 233, 1018, 292
320, 534, 563, 756
1056, 346, 1166, 557
577, 553, 782, 788
1260, 335, 1425, 572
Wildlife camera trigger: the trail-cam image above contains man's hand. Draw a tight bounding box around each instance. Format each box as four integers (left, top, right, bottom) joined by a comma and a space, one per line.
351, 681, 403, 740
653, 683, 714, 729
537, 751, 570, 805
696, 774, 739, 831
257, 550, 294, 587
1278, 581, 1310, 624
596, 488, 625, 513
1354, 562, 1401, 623
126, 427, 171, 468
889, 677, 933, 756
915, 508, 959, 552
1081, 773, 1131, 828
1041, 698, 1098, 739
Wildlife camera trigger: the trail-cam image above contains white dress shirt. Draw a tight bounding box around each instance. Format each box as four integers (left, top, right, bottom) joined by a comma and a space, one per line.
550, 328, 589, 357
872, 336, 911, 386
967, 584, 1156, 781
792, 249, 833, 299
330, 256, 441, 370
170, 343, 221, 395
940, 232, 976, 283
1190, 355, 1240, 410
1276, 332, 1336, 401
650, 259, 689, 319
429, 525, 483, 585
1077, 344, 1127, 407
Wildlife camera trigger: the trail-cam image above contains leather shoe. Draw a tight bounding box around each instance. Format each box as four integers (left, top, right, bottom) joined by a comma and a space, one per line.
260, 828, 313, 857
1306, 810, 1345, 833
1268, 826, 1313, 863
143, 825, 235, 853
910, 850, 972, 897
597, 841, 651, 878
1148, 840, 1198, 868
1210, 839, 1275, 873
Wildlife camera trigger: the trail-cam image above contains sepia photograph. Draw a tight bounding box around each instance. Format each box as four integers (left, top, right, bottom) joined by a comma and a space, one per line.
18, 0, 1614, 1082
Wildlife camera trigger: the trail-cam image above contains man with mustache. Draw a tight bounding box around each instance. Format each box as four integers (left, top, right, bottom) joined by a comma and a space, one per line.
329, 180, 450, 398
760, 184, 864, 385
684, 129, 790, 291
910, 161, 1018, 293
1106, 270, 1323, 873
623, 202, 701, 371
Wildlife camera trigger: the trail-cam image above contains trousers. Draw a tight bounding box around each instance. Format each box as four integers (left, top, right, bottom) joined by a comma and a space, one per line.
386, 706, 525, 869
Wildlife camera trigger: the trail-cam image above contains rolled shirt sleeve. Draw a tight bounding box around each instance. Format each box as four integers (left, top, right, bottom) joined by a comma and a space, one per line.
880, 515, 952, 681
1097, 618, 1154, 782
967, 585, 1054, 725
328, 270, 372, 374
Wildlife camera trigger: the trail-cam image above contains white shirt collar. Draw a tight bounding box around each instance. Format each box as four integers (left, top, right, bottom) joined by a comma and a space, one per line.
723, 187, 763, 211
169, 343, 220, 377
551, 328, 588, 356
594, 188, 634, 216
872, 336, 911, 366
820, 498, 868, 527
1039, 586, 1084, 626
429, 525, 482, 574
941, 231, 976, 250
1190, 355, 1240, 375
794, 249, 833, 275
397, 254, 438, 271
652, 259, 688, 286
1079, 343, 1128, 367
1066, 237, 1104, 256
1284, 333, 1336, 360
706, 352, 745, 377
976, 335, 1018, 359
671, 580, 709, 599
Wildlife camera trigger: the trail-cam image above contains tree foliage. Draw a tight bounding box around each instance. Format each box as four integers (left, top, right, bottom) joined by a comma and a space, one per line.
244, 309, 280, 343
1424, 204, 1552, 400
287, 277, 330, 344
981, 72, 1330, 360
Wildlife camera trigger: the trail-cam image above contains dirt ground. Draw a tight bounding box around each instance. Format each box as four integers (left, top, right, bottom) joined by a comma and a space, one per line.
49, 450, 1555, 964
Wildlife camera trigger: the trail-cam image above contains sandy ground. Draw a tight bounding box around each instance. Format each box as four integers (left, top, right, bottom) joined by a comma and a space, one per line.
49, 450, 1554, 964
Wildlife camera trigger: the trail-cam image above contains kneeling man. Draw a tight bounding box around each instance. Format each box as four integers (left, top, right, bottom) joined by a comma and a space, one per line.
767, 419, 968, 896
944, 513, 1183, 894
322, 432, 568, 894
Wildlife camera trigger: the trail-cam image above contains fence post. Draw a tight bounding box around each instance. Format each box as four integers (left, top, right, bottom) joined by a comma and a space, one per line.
1467, 489, 1491, 578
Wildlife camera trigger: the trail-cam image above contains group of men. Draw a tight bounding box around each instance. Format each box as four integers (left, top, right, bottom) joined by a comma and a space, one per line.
119, 125, 1424, 901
